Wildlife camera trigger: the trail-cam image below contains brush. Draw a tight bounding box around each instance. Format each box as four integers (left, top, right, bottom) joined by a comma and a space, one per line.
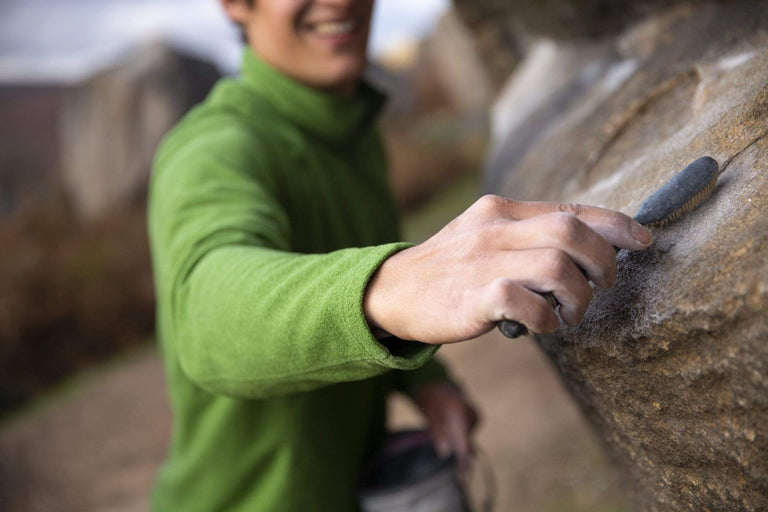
497, 155, 721, 339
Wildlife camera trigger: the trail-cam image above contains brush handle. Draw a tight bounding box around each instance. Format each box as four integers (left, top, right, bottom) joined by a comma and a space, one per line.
497, 318, 530, 338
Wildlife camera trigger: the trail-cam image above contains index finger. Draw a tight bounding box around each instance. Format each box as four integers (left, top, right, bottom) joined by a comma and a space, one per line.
502, 200, 652, 250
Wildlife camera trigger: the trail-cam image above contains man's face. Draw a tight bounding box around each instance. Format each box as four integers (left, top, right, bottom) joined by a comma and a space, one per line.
225, 0, 374, 95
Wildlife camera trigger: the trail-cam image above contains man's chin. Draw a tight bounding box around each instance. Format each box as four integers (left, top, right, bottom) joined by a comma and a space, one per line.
320, 61, 367, 93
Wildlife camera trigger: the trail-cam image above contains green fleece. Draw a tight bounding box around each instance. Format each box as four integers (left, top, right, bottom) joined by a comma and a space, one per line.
148, 49, 450, 512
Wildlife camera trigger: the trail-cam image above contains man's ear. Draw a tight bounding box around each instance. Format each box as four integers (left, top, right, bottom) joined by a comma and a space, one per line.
219, 0, 254, 26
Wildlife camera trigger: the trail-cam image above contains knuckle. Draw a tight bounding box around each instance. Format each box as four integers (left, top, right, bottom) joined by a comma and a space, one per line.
542, 248, 571, 279
489, 278, 515, 301
556, 202, 586, 216
474, 194, 505, 215
550, 212, 582, 240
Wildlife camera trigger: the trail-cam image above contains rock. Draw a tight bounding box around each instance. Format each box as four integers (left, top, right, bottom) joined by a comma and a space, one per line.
476, 1, 768, 510
423, 9, 494, 113
456, 0, 723, 42
452, 2, 523, 91
0, 85, 70, 213
59, 42, 220, 222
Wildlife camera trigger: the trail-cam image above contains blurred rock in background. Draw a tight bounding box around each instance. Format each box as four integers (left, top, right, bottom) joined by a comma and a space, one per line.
371, 7, 491, 209
0, 85, 70, 214
60, 42, 219, 223
424, 8, 493, 114
451, 1, 522, 91
0, 43, 219, 415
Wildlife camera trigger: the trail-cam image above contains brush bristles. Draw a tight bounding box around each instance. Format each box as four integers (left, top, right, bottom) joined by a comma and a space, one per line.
645, 177, 717, 228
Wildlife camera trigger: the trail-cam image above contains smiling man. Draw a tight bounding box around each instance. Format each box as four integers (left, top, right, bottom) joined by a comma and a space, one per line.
148, 0, 651, 510
149, 1, 477, 511
227, 0, 372, 94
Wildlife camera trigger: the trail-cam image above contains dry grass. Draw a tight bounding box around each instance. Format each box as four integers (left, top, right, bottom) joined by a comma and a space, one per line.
0, 202, 154, 415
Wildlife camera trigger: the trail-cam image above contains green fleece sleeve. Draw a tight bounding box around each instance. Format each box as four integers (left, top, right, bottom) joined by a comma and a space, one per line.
149, 125, 438, 400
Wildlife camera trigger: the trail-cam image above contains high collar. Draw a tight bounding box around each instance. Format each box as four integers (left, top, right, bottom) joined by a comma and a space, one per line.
229, 48, 386, 145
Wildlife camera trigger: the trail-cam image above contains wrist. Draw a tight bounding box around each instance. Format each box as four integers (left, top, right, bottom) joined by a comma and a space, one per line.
363, 248, 411, 340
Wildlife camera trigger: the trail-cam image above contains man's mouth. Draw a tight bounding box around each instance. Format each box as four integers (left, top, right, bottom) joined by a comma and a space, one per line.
308, 20, 358, 37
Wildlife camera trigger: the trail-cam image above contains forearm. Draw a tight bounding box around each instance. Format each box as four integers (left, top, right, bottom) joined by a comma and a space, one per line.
171, 243, 438, 399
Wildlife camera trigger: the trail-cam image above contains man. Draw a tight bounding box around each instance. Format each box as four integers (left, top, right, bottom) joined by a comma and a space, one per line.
148, 0, 652, 510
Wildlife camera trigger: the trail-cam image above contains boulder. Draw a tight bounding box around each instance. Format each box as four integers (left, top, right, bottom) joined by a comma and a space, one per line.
59, 42, 220, 222
453, 0, 753, 43
423, 9, 494, 113
452, 2, 522, 91
0, 85, 70, 213
464, 1, 768, 510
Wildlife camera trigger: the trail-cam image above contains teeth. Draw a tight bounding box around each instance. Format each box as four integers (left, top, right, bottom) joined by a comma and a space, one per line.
314, 20, 356, 36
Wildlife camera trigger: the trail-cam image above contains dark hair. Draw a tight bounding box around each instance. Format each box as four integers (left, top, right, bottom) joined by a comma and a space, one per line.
238, 0, 254, 43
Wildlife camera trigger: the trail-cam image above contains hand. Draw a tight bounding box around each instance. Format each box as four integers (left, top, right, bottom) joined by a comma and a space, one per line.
364, 195, 652, 343
414, 381, 479, 471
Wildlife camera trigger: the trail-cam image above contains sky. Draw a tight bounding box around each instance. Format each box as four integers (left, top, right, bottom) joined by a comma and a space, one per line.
0, 0, 448, 83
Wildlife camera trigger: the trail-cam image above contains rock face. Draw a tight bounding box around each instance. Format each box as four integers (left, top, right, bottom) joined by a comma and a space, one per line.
458, 1, 768, 510
59, 42, 219, 222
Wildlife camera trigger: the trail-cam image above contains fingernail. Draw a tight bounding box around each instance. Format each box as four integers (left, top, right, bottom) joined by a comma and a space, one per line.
631, 222, 652, 247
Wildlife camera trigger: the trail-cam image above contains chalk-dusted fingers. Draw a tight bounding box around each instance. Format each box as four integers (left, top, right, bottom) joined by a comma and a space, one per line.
521, 247, 594, 326
469, 278, 560, 334
495, 199, 652, 251
493, 212, 618, 288
482, 247, 594, 327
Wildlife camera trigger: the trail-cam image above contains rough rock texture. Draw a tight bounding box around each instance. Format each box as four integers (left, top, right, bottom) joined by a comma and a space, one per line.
59, 42, 219, 222
464, 1, 768, 510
